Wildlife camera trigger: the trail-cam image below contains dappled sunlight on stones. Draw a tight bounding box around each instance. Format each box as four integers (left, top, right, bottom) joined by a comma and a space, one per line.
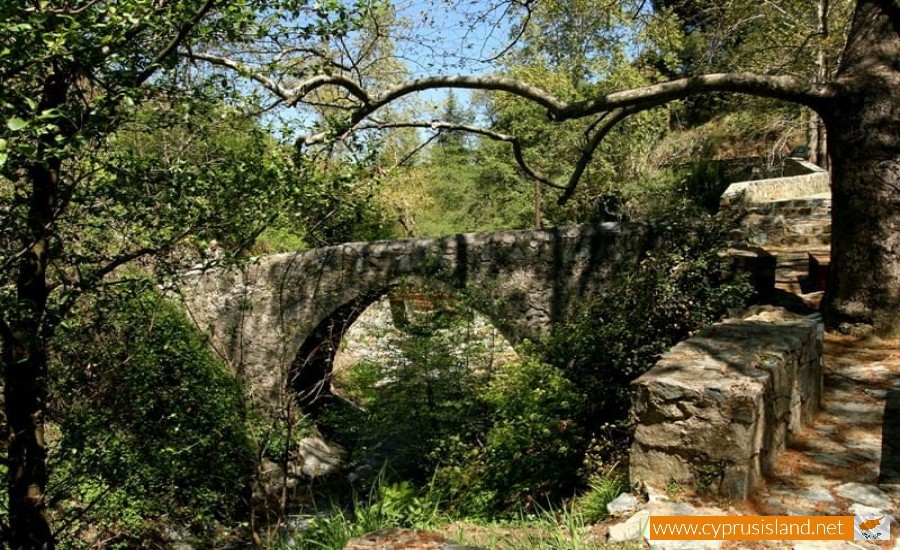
750, 334, 900, 519
630, 309, 823, 499
622, 325, 900, 546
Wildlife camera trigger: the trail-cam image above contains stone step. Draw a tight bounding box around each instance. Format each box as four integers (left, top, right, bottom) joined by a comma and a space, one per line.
737, 213, 831, 228
740, 197, 832, 217
731, 225, 832, 248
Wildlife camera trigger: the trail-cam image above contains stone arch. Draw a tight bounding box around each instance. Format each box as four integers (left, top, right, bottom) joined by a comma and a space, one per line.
178, 223, 657, 409
290, 278, 519, 414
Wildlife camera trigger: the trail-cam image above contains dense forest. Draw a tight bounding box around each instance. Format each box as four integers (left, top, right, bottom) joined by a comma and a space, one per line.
1, 0, 896, 547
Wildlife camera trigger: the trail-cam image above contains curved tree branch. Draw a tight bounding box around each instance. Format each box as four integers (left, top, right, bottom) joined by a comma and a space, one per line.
558, 107, 638, 204
316, 119, 568, 191
135, 0, 218, 85
190, 52, 371, 105
195, 55, 839, 201
557, 72, 835, 120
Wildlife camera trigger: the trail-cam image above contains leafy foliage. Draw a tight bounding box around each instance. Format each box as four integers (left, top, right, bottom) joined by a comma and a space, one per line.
326, 297, 585, 517
433, 354, 587, 517
542, 211, 754, 425
47, 286, 256, 545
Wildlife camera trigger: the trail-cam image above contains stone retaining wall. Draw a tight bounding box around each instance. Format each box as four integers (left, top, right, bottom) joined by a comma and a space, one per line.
720, 158, 830, 206
629, 309, 824, 499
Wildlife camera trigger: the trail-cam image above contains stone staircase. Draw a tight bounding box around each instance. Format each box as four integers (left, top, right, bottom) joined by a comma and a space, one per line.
720, 160, 832, 298
731, 196, 831, 249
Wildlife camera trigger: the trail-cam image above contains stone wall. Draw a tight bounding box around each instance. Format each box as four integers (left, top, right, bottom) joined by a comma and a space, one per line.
629, 308, 824, 499
720, 158, 831, 248
720, 158, 830, 206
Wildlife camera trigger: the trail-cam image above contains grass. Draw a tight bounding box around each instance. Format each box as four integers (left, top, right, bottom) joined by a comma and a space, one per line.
274, 471, 633, 549
576, 474, 629, 524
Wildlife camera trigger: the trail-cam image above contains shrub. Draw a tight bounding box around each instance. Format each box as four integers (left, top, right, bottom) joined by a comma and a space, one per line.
325, 302, 493, 488
542, 211, 754, 428
432, 355, 586, 516
48, 285, 256, 546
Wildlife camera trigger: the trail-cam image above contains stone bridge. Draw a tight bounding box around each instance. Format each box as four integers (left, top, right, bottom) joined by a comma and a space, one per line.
179, 223, 659, 409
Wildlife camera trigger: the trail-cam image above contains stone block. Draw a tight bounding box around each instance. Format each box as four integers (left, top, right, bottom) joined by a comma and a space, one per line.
629, 446, 693, 491
629, 310, 822, 499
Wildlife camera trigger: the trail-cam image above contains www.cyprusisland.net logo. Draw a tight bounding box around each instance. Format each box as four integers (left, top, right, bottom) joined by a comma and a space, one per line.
854, 514, 891, 541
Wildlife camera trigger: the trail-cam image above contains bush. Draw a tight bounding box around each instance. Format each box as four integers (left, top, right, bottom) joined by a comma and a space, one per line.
542, 211, 754, 429
48, 285, 256, 546
433, 355, 587, 516
324, 303, 493, 488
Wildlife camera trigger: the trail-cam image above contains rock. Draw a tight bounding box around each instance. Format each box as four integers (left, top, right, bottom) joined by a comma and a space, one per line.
608, 510, 651, 543
253, 458, 297, 506
345, 529, 480, 549
158, 525, 196, 550
740, 305, 805, 322
630, 314, 822, 498
849, 503, 884, 516
606, 493, 640, 516
834, 483, 893, 510
297, 435, 345, 478
772, 486, 835, 504
838, 322, 874, 338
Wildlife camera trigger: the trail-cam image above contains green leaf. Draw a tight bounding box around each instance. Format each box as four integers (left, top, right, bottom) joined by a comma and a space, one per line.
6, 117, 29, 131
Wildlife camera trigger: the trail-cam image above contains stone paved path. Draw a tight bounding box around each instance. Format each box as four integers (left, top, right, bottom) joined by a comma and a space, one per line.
716, 227, 898, 547
735, 333, 900, 548
605, 334, 900, 549
610, 244, 900, 548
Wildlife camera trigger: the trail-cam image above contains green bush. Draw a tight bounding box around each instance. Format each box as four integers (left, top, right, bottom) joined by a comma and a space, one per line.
48, 285, 256, 546
542, 211, 754, 428
433, 355, 587, 516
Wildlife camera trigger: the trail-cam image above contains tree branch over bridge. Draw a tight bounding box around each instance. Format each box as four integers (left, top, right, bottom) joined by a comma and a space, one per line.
191, 51, 835, 202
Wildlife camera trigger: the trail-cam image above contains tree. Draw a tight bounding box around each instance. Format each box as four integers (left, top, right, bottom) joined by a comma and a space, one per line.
652, 0, 856, 165
205, 0, 895, 334
0, 1, 364, 546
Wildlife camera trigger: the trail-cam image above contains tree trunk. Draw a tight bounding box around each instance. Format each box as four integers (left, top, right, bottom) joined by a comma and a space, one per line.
4, 328, 53, 549
821, 0, 900, 335
1, 70, 68, 548
810, 0, 830, 170
3, 162, 58, 549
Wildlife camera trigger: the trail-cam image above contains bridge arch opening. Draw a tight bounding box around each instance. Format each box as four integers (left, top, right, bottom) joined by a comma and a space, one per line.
289, 283, 518, 416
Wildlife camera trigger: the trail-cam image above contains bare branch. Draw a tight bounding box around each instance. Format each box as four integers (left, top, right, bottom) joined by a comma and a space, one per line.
285, 74, 371, 106
558, 107, 637, 204
393, 133, 440, 168
322, 119, 568, 190
476, 1, 533, 63
370, 75, 567, 115
45, 0, 107, 16
190, 52, 291, 98
189, 52, 371, 105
